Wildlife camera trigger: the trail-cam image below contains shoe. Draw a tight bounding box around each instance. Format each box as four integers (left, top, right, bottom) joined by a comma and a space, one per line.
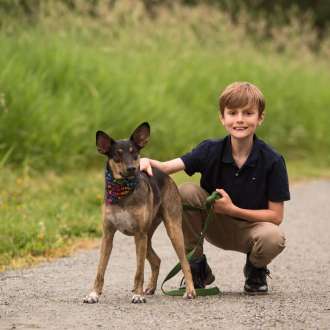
243, 255, 271, 295
186, 254, 215, 289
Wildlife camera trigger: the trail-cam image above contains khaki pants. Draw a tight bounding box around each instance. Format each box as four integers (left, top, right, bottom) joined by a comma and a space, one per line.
179, 183, 286, 268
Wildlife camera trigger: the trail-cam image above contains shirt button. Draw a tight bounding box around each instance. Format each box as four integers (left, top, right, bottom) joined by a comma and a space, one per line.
235, 172, 239, 177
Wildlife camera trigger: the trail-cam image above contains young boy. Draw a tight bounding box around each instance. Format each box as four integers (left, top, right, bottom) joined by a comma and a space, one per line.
140, 82, 290, 294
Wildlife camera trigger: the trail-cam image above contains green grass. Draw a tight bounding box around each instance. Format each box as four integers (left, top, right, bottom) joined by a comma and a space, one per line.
0, 168, 102, 269
1, 4, 330, 270
0, 7, 330, 171
1, 162, 329, 271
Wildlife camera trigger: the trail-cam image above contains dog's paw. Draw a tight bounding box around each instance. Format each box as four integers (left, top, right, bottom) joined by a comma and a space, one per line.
131, 294, 146, 303
183, 289, 196, 300
144, 288, 156, 295
83, 291, 99, 304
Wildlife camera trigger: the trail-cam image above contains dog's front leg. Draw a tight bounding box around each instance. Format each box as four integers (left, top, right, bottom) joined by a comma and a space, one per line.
84, 228, 115, 304
132, 232, 148, 303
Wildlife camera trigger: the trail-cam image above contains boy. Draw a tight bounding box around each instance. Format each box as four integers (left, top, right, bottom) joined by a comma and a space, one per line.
140, 82, 290, 294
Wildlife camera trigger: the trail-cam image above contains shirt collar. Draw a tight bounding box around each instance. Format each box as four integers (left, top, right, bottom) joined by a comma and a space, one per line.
221, 135, 259, 167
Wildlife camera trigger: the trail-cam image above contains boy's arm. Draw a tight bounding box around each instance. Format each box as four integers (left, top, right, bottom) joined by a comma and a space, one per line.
140, 157, 185, 175
214, 189, 284, 225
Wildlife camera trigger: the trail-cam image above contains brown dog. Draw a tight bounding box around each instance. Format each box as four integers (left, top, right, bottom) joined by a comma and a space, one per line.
83, 122, 196, 303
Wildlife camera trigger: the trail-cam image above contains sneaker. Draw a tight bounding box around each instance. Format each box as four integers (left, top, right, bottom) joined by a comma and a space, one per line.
243, 255, 271, 295
186, 254, 215, 289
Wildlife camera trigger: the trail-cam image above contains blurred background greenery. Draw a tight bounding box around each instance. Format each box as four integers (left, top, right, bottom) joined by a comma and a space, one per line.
1, 0, 330, 270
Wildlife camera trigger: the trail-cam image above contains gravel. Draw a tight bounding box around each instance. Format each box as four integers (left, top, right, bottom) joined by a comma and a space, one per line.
1, 180, 330, 329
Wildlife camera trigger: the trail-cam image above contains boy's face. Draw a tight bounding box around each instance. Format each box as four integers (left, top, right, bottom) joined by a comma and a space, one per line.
220, 105, 264, 140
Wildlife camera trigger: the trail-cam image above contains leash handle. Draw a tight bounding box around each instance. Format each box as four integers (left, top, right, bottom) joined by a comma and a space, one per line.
205, 191, 221, 208
161, 190, 221, 297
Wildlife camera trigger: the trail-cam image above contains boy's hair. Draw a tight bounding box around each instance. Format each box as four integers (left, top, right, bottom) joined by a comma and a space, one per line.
219, 82, 265, 117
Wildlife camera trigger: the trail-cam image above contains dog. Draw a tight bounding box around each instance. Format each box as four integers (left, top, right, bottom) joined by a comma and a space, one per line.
83, 122, 196, 303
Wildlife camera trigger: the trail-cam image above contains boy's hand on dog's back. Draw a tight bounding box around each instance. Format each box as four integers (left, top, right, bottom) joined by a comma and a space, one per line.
140, 158, 153, 176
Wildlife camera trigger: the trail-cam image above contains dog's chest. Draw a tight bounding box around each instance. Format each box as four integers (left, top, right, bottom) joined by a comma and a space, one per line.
105, 207, 138, 235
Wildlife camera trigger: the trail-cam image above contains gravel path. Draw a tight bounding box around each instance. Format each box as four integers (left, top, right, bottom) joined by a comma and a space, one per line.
1, 180, 330, 329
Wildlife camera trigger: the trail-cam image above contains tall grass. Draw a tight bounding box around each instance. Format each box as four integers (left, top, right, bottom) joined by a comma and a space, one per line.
0, 3, 330, 172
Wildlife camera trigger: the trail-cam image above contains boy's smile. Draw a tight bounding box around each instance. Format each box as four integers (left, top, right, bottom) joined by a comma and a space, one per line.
220, 105, 264, 141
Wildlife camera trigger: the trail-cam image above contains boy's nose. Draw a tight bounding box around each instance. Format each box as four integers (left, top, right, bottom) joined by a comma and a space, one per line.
236, 113, 244, 122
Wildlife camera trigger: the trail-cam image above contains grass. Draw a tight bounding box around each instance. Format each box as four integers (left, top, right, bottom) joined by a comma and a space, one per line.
0, 168, 102, 270
1, 162, 329, 271
1, 3, 330, 271
0, 5, 330, 171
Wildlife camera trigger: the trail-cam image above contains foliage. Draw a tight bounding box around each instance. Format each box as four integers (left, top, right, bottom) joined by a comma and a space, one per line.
1, 0, 330, 35
0, 4, 330, 171
0, 1, 329, 270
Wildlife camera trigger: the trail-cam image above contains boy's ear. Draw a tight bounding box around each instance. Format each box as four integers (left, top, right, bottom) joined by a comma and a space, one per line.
130, 122, 150, 149
219, 113, 225, 126
258, 112, 265, 126
96, 131, 115, 155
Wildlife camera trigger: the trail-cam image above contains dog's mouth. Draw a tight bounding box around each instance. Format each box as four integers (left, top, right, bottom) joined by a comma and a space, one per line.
120, 171, 137, 179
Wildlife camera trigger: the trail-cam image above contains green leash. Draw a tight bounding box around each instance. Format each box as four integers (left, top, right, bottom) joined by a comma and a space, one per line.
161, 191, 221, 297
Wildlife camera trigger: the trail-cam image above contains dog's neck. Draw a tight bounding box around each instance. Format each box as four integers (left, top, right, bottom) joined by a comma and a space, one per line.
104, 165, 139, 205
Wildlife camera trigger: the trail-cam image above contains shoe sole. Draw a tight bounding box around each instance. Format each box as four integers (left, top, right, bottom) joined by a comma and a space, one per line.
243, 290, 268, 296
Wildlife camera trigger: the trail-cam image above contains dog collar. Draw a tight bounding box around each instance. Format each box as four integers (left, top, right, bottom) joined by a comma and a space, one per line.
104, 166, 138, 205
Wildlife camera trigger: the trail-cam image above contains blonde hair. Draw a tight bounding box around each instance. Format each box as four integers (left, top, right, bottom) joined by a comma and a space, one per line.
219, 82, 265, 116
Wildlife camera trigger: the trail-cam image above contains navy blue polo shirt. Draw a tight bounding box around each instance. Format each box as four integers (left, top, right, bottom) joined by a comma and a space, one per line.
181, 135, 290, 210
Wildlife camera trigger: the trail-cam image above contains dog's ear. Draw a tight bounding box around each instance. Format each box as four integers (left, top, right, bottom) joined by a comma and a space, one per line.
96, 131, 115, 155
130, 122, 150, 149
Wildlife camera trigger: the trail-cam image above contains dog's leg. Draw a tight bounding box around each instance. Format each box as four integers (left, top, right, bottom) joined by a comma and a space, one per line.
144, 239, 161, 295
163, 220, 196, 299
132, 232, 148, 303
144, 222, 161, 295
83, 228, 115, 304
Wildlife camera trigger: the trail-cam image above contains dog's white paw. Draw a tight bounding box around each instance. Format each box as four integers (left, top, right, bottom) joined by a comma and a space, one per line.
183, 290, 196, 300
131, 294, 146, 303
83, 291, 99, 304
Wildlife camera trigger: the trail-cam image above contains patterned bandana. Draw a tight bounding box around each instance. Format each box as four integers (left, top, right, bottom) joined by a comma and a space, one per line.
104, 166, 138, 205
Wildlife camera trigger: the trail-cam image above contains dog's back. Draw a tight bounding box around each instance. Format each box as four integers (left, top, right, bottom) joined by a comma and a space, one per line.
140, 166, 180, 209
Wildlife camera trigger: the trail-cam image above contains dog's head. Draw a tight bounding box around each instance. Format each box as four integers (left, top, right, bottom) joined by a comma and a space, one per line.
96, 122, 150, 179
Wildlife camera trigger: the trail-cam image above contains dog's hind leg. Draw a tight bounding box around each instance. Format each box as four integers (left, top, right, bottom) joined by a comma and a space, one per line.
163, 218, 196, 299
132, 232, 148, 303
160, 180, 196, 298
83, 227, 116, 304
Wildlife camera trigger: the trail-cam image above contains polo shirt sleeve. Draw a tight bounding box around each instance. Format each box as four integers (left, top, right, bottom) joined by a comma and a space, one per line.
180, 140, 210, 176
267, 156, 290, 202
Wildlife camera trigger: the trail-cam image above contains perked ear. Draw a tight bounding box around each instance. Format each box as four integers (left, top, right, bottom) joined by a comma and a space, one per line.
96, 131, 115, 155
130, 122, 150, 149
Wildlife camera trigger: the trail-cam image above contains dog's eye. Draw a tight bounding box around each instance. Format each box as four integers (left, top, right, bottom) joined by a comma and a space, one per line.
116, 149, 123, 156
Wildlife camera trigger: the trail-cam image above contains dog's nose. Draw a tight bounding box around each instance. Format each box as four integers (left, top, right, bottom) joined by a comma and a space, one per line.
127, 166, 136, 174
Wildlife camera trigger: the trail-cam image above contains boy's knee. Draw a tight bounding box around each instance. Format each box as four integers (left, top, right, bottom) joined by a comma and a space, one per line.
251, 223, 286, 267
179, 183, 207, 206
258, 223, 286, 251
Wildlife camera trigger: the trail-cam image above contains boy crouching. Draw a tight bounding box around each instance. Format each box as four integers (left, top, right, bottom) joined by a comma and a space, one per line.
141, 82, 289, 294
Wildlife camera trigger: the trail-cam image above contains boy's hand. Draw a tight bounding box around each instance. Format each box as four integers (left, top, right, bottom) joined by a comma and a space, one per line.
214, 189, 236, 216
140, 157, 153, 176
